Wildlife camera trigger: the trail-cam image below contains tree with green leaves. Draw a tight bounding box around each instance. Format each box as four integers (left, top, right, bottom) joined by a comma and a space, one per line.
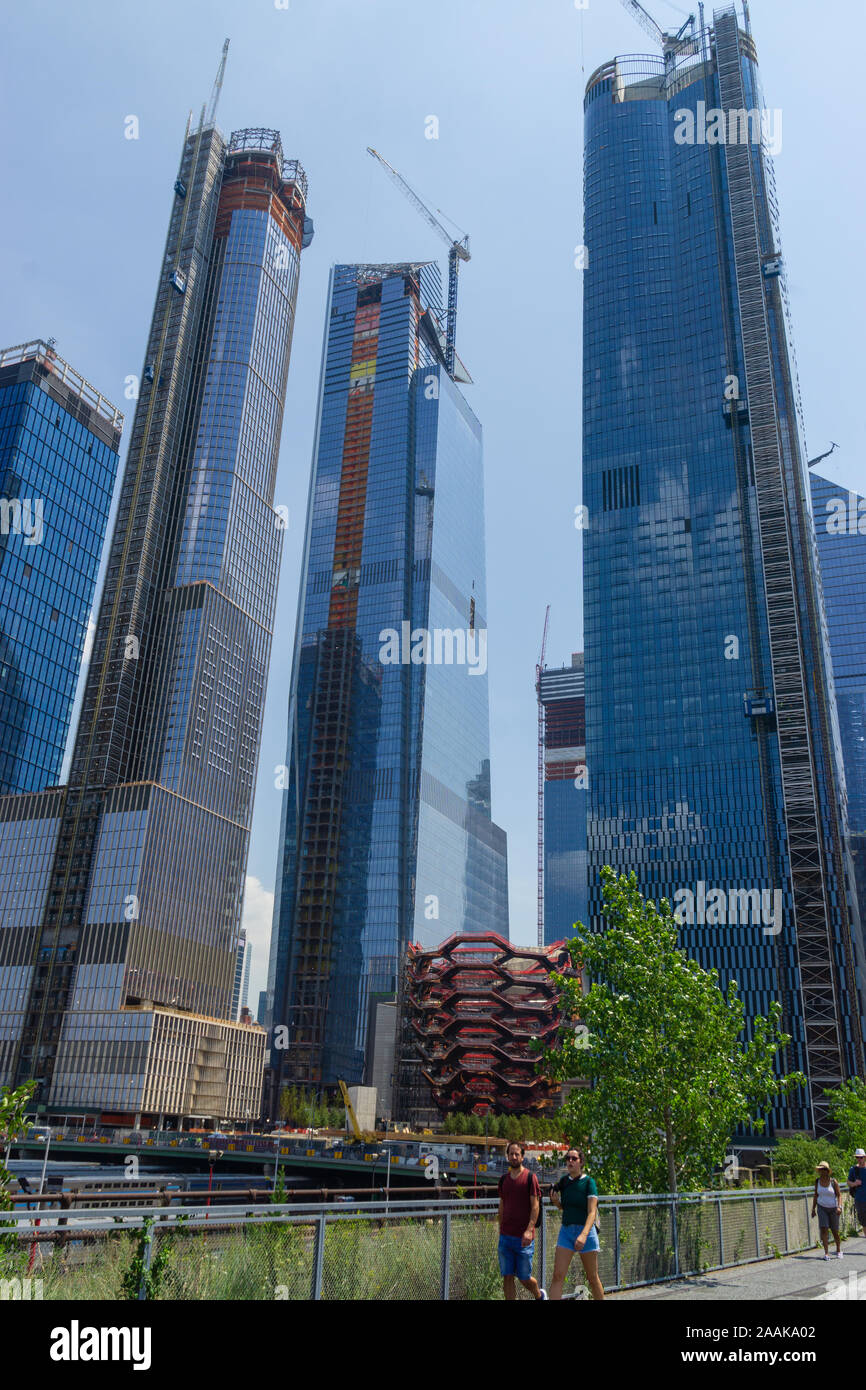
277, 1085, 294, 1126
0, 1081, 36, 1207
504, 1115, 522, 1143
538, 868, 805, 1194
119, 1218, 174, 1300
824, 1078, 866, 1155
0, 1082, 37, 1277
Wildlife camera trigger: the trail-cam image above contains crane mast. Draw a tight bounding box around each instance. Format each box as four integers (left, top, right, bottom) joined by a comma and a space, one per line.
367, 147, 470, 378
536, 606, 551, 948
618, 0, 697, 66
205, 38, 230, 128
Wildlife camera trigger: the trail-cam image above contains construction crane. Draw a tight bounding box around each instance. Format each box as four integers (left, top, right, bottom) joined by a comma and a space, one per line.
205, 38, 230, 128
807, 441, 839, 470
536, 606, 551, 949
338, 1079, 376, 1144
367, 147, 470, 378
618, 0, 697, 66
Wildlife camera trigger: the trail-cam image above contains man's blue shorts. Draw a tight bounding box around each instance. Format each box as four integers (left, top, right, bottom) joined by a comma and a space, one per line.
557, 1223, 600, 1253
498, 1232, 535, 1279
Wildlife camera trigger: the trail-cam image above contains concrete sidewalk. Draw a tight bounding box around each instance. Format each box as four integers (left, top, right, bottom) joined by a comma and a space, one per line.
609, 1235, 866, 1300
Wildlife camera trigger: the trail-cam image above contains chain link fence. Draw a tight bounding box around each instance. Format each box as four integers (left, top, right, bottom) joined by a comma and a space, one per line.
6, 1187, 859, 1300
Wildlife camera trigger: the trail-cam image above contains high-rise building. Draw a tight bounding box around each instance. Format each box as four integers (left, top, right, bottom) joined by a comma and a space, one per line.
582, 4, 865, 1134
0, 119, 312, 1126
0, 341, 122, 795
810, 469, 866, 959
232, 927, 248, 1020
265, 261, 508, 1107
539, 653, 587, 946
365, 995, 398, 1123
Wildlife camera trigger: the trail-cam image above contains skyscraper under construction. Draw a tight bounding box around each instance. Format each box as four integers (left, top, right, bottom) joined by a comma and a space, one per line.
265, 261, 508, 1107
582, 2, 865, 1133
0, 113, 313, 1125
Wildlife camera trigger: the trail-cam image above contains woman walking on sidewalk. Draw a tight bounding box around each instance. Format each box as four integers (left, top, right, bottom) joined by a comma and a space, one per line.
812, 1160, 844, 1260
548, 1148, 605, 1300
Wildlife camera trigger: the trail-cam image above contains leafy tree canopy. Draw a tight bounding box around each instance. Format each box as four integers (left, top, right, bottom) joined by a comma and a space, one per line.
538, 868, 805, 1193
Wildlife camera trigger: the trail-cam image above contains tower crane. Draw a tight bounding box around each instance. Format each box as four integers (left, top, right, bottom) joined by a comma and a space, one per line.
367, 147, 470, 378
205, 38, 230, 128
807, 441, 839, 470
618, 0, 698, 66
536, 606, 551, 948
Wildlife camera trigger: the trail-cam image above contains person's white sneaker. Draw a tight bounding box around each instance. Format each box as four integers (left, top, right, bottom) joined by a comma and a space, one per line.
837, 1251, 844, 1259
823, 1254, 831, 1261
538, 1288, 548, 1300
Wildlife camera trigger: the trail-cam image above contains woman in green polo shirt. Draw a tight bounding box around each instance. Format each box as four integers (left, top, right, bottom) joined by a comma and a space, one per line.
549, 1148, 605, 1300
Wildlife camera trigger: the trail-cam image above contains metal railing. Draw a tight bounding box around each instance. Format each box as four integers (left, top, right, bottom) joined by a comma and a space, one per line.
14, 1124, 524, 1180
0, 339, 124, 427
5, 1186, 851, 1301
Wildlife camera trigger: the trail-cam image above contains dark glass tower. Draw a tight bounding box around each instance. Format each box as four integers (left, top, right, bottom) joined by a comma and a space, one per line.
810, 469, 866, 961
582, 4, 864, 1134
540, 655, 588, 947
0, 121, 312, 1124
0, 341, 122, 795
266, 261, 508, 1103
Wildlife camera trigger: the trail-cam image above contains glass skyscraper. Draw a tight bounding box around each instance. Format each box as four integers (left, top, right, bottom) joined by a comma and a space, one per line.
265, 261, 508, 1102
540, 654, 588, 946
0, 121, 312, 1125
810, 469, 866, 961
582, 4, 864, 1134
0, 341, 122, 795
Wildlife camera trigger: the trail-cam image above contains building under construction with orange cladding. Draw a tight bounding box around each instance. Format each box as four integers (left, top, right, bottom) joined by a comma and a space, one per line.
264, 262, 509, 1111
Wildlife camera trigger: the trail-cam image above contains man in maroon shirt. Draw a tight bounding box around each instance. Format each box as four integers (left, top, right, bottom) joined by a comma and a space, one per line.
497, 1141, 547, 1300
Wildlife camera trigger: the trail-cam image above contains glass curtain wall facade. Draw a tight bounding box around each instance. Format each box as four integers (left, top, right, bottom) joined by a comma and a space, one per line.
0, 123, 311, 1124
582, 4, 864, 1134
540, 655, 588, 946
0, 342, 122, 795
232, 927, 248, 1020
810, 470, 866, 960
266, 262, 508, 1103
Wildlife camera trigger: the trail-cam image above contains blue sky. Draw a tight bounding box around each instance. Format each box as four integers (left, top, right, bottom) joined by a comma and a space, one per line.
3, 0, 864, 1010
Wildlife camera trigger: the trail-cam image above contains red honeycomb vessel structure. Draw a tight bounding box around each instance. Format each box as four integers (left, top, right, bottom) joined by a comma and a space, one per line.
404, 932, 574, 1115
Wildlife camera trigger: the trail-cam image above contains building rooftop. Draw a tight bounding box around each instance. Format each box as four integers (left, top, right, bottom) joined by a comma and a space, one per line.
0, 339, 123, 431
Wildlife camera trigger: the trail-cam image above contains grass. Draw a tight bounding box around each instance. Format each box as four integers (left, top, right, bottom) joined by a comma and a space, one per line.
14, 1192, 835, 1299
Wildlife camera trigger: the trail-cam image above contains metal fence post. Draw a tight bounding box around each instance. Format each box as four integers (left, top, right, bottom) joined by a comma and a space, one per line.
311, 1214, 326, 1301
614, 1201, 621, 1289
671, 1197, 679, 1278
753, 1192, 760, 1257
440, 1211, 452, 1301
782, 1193, 789, 1252
137, 1220, 154, 1301
718, 1194, 725, 1267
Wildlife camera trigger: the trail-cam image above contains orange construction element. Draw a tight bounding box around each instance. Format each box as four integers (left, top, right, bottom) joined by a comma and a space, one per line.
328, 302, 380, 630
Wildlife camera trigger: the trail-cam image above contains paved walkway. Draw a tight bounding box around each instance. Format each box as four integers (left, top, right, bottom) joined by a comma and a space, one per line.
609, 1234, 866, 1300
